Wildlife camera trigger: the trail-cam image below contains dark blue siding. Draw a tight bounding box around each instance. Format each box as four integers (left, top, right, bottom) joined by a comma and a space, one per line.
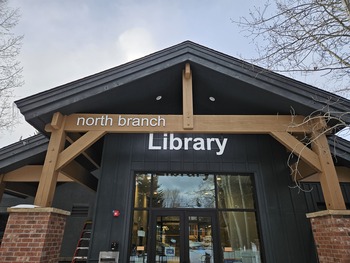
89, 133, 317, 263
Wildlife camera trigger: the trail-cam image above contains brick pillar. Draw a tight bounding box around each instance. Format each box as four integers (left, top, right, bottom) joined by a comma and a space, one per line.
0, 207, 70, 263
307, 210, 350, 263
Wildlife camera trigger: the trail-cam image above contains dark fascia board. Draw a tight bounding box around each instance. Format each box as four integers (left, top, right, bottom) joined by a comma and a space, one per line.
16, 41, 350, 129
0, 133, 48, 173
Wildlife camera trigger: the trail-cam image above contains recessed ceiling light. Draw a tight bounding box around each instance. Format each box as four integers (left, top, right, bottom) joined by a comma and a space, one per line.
156, 95, 162, 101
209, 96, 216, 102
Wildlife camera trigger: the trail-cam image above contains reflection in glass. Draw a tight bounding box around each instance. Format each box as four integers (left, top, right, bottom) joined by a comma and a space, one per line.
219, 211, 261, 262
217, 175, 254, 209
134, 174, 151, 208
130, 173, 262, 263
152, 174, 215, 208
129, 210, 148, 262
188, 216, 213, 263
156, 216, 180, 263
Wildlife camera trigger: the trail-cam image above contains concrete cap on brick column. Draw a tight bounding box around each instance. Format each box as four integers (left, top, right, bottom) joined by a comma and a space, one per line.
306, 209, 350, 218
7, 204, 71, 216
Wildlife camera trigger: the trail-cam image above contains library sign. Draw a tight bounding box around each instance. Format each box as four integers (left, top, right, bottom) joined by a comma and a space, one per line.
73, 114, 228, 155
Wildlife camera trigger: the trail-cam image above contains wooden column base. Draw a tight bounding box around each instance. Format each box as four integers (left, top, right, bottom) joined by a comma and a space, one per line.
0, 207, 70, 263
307, 210, 350, 263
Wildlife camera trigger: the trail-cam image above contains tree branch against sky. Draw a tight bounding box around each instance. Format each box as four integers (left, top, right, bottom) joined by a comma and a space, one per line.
0, 0, 23, 131
235, 0, 350, 94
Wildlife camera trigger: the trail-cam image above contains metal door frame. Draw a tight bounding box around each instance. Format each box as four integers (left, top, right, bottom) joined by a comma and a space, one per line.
148, 209, 220, 263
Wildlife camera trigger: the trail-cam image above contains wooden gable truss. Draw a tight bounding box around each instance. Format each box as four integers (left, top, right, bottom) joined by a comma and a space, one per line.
1, 63, 346, 210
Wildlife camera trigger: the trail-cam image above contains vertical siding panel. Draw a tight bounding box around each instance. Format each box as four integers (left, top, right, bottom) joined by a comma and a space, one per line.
90, 133, 317, 263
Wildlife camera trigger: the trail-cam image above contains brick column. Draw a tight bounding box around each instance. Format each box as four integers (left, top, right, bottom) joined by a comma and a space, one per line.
307, 210, 350, 263
0, 207, 70, 263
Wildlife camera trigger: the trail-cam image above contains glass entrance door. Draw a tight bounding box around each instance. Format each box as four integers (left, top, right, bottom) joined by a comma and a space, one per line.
130, 173, 263, 262
150, 210, 217, 263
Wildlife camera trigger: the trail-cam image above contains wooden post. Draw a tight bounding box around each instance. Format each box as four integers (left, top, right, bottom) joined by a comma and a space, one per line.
34, 112, 66, 207
311, 130, 346, 210
183, 63, 193, 129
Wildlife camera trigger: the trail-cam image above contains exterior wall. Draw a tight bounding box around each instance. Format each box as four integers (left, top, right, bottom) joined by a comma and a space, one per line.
89, 133, 317, 263
0, 182, 96, 262
307, 210, 350, 263
0, 207, 69, 263
52, 182, 96, 260
302, 182, 350, 211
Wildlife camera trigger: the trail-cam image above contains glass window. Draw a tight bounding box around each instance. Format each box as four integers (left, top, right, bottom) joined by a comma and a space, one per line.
129, 210, 148, 261
134, 173, 152, 208
130, 173, 262, 263
219, 211, 261, 262
152, 174, 215, 208
217, 175, 255, 209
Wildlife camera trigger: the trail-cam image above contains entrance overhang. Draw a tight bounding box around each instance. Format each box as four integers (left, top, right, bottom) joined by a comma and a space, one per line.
27, 63, 346, 211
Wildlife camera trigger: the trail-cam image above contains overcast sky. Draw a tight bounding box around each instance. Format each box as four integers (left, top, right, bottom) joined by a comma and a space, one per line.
0, 0, 347, 147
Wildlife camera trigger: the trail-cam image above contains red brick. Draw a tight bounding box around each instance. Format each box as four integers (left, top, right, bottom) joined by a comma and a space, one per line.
0, 209, 68, 263
309, 214, 350, 263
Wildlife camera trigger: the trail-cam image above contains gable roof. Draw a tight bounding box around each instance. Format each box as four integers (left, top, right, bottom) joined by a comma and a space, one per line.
15, 41, 350, 135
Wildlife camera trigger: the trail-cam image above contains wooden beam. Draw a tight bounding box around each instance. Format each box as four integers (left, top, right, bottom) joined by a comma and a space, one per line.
56, 130, 106, 171
311, 131, 346, 210
51, 112, 64, 130
3, 165, 73, 182
300, 167, 350, 183
61, 161, 98, 191
66, 133, 100, 169
184, 63, 191, 79
270, 131, 322, 172
335, 166, 350, 182
183, 63, 194, 129
34, 113, 66, 207
2, 163, 95, 191
5, 182, 37, 197
64, 114, 312, 133
290, 160, 318, 181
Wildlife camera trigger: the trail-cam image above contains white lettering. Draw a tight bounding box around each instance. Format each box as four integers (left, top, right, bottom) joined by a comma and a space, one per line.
215, 138, 228, 155
104, 115, 113, 126
77, 117, 85, 126
118, 116, 126, 126
77, 115, 165, 127
158, 116, 166, 127
76, 115, 114, 126
148, 133, 228, 155
132, 118, 140, 126
184, 137, 193, 150
206, 138, 215, 150
170, 134, 182, 150
193, 138, 205, 151
148, 134, 161, 150
142, 118, 150, 127
163, 133, 168, 150
85, 117, 95, 126
149, 118, 157, 127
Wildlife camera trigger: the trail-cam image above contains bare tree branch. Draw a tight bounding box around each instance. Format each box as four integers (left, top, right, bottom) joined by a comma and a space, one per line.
0, 0, 23, 130
234, 0, 350, 93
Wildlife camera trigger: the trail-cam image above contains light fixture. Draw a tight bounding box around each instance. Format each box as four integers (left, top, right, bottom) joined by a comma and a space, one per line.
209, 96, 216, 102
156, 95, 162, 101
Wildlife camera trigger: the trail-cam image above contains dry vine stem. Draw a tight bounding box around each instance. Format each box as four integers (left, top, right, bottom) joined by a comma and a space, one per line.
287, 108, 348, 192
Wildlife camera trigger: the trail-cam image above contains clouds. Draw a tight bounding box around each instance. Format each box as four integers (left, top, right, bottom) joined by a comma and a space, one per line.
0, 0, 260, 147
117, 27, 156, 61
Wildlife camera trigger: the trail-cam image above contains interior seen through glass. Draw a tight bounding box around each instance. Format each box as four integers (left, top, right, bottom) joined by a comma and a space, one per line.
130, 173, 262, 263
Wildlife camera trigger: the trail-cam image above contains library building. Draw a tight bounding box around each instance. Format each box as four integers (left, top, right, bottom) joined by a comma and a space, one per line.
1, 41, 350, 263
